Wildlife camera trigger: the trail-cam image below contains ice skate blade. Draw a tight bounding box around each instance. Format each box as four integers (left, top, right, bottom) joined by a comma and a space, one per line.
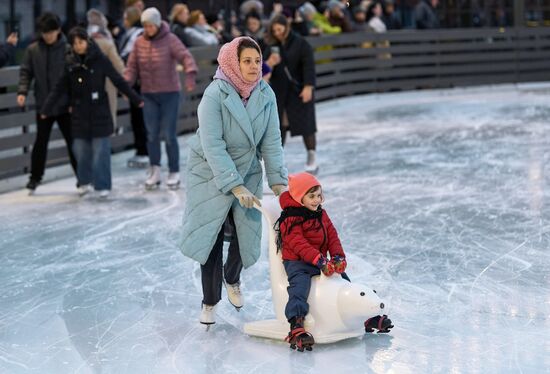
201, 322, 215, 331
145, 183, 160, 191
167, 183, 180, 191
27, 189, 35, 196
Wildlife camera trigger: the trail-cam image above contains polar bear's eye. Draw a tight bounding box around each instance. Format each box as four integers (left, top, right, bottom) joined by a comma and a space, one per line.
360, 292, 365, 296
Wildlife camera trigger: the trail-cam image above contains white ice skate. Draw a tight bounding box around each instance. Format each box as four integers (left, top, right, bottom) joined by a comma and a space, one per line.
77, 184, 93, 197
304, 150, 319, 175
224, 280, 243, 310
127, 155, 149, 169
166, 172, 180, 190
200, 304, 216, 330
98, 190, 110, 199
145, 166, 161, 190
244, 195, 392, 344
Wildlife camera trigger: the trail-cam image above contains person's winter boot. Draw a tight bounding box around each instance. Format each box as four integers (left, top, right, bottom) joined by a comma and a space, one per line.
364, 314, 394, 333
145, 165, 161, 190
26, 178, 40, 194
305, 150, 318, 174
224, 280, 243, 310
166, 172, 180, 190
285, 316, 314, 352
200, 303, 216, 328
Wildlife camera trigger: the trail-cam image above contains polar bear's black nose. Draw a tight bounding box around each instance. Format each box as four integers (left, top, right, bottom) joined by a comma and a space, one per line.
380, 303, 385, 309
360, 292, 365, 296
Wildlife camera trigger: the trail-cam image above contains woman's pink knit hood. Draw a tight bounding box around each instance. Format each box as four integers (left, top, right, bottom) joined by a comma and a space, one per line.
216, 36, 262, 98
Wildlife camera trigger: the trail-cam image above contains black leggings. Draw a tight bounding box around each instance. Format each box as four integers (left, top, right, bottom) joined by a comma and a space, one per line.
280, 128, 316, 151
201, 210, 243, 305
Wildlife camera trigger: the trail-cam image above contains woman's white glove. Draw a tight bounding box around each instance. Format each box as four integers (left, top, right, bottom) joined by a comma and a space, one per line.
271, 184, 287, 196
231, 185, 261, 208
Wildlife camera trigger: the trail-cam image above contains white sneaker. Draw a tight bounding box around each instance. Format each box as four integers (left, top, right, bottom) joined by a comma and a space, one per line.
200, 304, 216, 325
145, 166, 161, 190
166, 172, 180, 190
224, 280, 243, 309
305, 150, 318, 174
98, 190, 110, 199
77, 184, 92, 197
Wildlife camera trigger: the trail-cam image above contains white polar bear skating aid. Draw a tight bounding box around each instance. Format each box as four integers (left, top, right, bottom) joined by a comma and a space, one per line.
244, 195, 389, 344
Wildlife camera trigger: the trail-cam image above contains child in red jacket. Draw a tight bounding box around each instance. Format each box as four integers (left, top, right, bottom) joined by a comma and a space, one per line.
275, 172, 348, 351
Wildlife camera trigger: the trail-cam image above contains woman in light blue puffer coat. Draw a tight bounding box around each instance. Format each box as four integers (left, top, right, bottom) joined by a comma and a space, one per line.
180, 37, 288, 326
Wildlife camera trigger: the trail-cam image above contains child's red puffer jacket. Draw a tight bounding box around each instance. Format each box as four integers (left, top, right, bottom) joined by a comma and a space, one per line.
278, 191, 345, 265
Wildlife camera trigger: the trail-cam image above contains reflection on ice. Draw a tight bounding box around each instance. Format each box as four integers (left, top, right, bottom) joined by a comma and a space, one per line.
1, 83, 550, 373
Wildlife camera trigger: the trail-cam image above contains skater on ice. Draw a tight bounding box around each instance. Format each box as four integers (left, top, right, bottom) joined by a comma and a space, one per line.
274, 172, 393, 351
179, 36, 287, 327
124, 7, 198, 190
40, 26, 143, 198
17, 12, 78, 193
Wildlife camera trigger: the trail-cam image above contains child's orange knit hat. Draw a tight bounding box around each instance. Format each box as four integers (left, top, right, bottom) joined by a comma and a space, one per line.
288, 172, 321, 204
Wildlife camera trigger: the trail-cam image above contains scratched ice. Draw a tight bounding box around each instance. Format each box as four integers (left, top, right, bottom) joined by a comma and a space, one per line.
1, 83, 549, 373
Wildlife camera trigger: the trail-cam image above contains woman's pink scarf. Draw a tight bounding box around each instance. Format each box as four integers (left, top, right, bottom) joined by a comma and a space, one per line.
215, 36, 262, 99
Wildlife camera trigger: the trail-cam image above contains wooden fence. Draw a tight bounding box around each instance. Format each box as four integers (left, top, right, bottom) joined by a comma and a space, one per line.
1, 27, 550, 180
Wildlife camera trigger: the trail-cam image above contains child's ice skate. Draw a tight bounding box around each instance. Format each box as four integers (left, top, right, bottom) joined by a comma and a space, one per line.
127, 155, 149, 169
364, 314, 393, 333
285, 316, 314, 352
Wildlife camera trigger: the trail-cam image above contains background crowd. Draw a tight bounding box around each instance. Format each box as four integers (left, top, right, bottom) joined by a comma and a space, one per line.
0, 0, 447, 196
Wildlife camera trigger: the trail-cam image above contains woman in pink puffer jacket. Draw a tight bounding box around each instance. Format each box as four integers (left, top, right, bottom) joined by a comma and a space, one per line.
125, 7, 198, 190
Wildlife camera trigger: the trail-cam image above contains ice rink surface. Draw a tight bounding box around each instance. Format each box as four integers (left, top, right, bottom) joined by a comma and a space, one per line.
1, 84, 550, 373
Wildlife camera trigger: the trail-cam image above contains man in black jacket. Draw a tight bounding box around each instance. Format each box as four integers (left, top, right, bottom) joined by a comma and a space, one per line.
0, 32, 18, 67
17, 12, 77, 193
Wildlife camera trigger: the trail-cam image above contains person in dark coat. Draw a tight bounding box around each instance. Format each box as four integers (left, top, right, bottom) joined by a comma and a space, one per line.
17, 13, 77, 193
415, 0, 440, 29
0, 32, 17, 67
266, 14, 319, 173
41, 27, 143, 198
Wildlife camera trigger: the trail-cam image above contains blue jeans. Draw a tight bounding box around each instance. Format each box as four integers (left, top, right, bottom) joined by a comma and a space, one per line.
72, 137, 112, 190
283, 260, 351, 321
142, 92, 181, 172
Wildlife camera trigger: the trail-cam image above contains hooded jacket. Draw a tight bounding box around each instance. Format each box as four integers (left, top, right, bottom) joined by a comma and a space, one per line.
278, 191, 345, 264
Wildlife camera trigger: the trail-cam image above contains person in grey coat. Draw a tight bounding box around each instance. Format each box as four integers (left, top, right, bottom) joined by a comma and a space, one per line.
180, 37, 288, 326
17, 12, 77, 192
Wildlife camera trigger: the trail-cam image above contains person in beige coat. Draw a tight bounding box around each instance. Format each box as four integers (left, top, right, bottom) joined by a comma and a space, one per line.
87, 9, 125, 132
